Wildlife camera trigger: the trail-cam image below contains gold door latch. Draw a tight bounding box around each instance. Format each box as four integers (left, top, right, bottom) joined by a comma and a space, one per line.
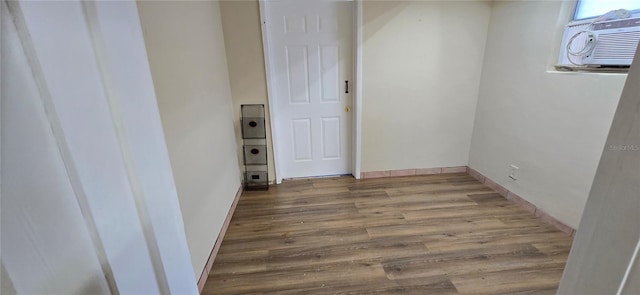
345, 106, 351, 113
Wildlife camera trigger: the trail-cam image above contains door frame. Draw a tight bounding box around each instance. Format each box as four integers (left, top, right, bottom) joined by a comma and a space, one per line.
259, 0, 363, 183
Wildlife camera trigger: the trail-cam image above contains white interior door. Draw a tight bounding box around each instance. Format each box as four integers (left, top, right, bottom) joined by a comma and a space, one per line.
265, 0, 353, 180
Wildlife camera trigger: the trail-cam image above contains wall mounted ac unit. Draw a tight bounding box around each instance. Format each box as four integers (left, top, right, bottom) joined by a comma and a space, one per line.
583, 18, 640, 66
560, 17, 640, 67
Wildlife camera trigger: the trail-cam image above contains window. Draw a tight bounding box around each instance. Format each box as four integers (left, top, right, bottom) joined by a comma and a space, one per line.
574, 0, 640, 20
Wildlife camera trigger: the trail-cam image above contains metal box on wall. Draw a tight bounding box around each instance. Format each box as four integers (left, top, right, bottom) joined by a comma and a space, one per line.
241, 117, 266, 139
245, 166, 268, 190
241, 104, 268, 190
241, 104, 265, 118
243, 145, 268, 165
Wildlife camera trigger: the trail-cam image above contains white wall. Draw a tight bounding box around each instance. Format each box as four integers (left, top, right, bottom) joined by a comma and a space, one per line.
361, 1, 491, 172
137, 0, 242, 277
85, 2, 198, 292
558, 43, 640, 295
2, 1, 196, 293
468, 0, 627, 228
2, 4, 110, 293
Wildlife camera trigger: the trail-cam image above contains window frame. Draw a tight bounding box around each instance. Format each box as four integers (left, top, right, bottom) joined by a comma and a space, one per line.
572, 0, 640, 21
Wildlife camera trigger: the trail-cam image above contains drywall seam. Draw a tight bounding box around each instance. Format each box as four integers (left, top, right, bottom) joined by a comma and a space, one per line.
80, 2, 169, 294
4, 1, 118, 293
198, 185, 244, 293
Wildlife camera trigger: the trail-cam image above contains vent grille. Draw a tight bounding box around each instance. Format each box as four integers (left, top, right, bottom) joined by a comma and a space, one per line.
584, 29, 640, 65
591, 31, 640, 59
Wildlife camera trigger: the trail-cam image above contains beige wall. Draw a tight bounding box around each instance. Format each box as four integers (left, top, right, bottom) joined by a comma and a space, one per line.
360, 1, 491, 172
219, 1, 492, 176
219, 0, 276, 182
468, 0, 627, 228
558, 44, 640, 295
137, 1, 241, 277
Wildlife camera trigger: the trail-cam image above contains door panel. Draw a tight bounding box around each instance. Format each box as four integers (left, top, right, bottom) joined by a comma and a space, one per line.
267, 0, 353, 179
285, 45, 311, 104
292, 118, 313, 161
320, 45, 340, 102
321, 117, 341, 159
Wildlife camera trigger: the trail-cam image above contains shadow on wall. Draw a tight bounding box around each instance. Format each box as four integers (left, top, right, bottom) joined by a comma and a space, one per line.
362, 1, 408, 43
218, 0, 276, 183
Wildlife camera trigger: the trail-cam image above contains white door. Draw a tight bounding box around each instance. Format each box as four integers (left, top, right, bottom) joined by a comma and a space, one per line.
265, 0, 353, 179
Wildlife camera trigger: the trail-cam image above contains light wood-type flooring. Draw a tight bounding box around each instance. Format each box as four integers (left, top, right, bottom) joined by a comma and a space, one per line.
203, 173, 574, 294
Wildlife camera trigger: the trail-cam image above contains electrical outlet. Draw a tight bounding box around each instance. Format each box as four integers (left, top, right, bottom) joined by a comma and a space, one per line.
508, 164, 519, 181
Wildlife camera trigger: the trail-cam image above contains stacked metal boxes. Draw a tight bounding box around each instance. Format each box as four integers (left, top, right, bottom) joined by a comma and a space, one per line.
241, 104, 268, 190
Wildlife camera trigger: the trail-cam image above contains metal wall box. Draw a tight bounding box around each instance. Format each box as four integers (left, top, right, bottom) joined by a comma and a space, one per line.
243, 145, 267, 165
241, 104, 265, 118
241, 104, 269, 190
241, 117, 266, 139
245, 171, 268, 189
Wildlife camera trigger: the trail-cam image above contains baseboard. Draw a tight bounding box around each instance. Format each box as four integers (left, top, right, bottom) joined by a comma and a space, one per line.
466, 167, 576, 236
197, 185, 243, 293
360, 166, 467, 179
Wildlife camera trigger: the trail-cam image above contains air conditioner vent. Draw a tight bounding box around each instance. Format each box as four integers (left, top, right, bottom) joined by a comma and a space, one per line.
583, 18, 640, 66
592, 32, 640, 58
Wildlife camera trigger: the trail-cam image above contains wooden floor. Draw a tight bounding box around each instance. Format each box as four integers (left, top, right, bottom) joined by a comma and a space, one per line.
203, 173, 573, 295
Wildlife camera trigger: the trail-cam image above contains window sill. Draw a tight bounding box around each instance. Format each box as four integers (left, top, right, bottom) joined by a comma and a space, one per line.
552, 64, 629, 74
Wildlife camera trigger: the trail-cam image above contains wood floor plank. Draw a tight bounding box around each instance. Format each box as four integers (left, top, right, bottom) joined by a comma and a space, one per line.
365, 218, 508, 239
402, 203, 526, 222
204, 174, 573, 294
425, 231, 571, 254
268, 275, 458, 295
235, 190, 391, 213
382, 243, 547, 279
356, 193, 480, 213
450, 266, 567, 295
205, 259, 387, 294
218, 226, 371, 253
265, 239, 429, 271
348, 174, 472, 192
210, 250, 268, 275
